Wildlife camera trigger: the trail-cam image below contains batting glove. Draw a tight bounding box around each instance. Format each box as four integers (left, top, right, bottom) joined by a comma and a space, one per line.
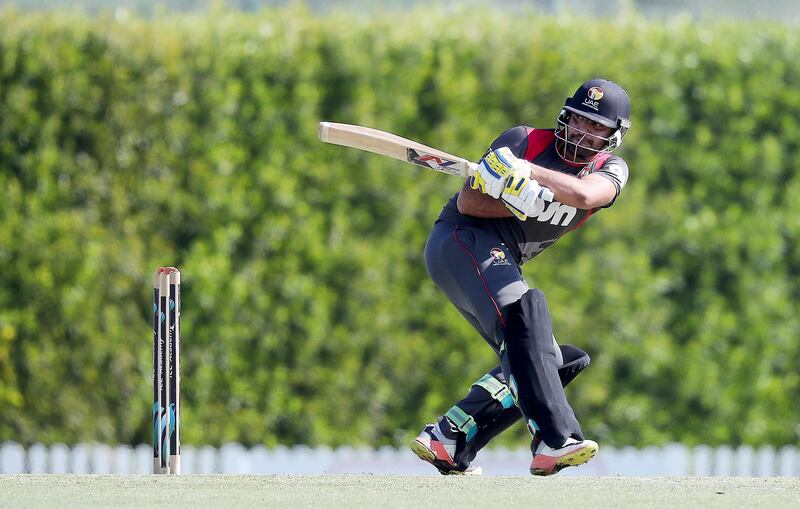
470, 147, 529, 199
500, 174, 554, 221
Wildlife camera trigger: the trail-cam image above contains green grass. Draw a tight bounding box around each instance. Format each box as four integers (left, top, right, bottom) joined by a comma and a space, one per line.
1, 475, 799, 508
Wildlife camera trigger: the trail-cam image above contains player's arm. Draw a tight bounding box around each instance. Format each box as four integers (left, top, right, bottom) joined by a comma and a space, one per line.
528, 165, 616, 209
457, 178, 514, 217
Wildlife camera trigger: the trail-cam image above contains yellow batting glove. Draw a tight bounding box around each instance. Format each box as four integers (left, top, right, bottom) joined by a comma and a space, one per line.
473, 147, 520, 198
501, 175, 531, 220
501, 174, 553, 221
504, 203, 529, 221
469, 172, 489, 194
484, 147, 516, 178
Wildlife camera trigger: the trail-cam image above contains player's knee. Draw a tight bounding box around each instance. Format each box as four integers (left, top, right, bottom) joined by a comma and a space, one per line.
527, 287, 546, 300
503, 288, 555, 354
560, 344, 590, 366
558, 344, 591, 386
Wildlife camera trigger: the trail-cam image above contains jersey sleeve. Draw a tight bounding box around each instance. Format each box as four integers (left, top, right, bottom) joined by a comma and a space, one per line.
486, 126, 531, 159
593, 155, 629, 207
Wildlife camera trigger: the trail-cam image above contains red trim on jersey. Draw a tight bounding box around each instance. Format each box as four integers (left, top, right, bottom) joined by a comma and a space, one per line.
586, 153, 613, 173
451, 225, 506, 329
571, 210, 595, 230
523, 129, 556, 162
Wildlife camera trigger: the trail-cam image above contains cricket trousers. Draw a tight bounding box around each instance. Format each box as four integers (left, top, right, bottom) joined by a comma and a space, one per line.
424, 220, 585, 463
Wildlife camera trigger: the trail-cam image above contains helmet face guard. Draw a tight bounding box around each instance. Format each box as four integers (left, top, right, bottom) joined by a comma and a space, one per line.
554, 79, 631, 164
554, 110, 626, 163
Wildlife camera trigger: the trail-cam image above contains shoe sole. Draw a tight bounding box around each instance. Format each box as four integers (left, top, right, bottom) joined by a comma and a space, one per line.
410, 439, 481, 476
410, 439, 437, 463
530, 442, 598, 476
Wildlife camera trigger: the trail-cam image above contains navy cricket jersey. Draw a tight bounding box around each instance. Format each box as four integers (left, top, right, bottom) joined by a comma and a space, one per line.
436, 126, 629, 265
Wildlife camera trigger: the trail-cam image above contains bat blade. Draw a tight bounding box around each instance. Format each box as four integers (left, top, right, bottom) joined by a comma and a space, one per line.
318, 122, 477, 177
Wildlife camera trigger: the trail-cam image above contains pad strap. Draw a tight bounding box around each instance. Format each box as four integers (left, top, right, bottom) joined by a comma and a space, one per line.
473, 374, 515, 409
445, 406, 478, 441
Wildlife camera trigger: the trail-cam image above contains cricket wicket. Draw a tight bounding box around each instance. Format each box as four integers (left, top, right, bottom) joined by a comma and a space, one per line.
153, 267, 181, 474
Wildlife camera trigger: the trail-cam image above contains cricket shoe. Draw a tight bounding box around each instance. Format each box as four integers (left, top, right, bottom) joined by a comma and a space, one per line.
530, 436, 598, 476
410, 423, 482, 476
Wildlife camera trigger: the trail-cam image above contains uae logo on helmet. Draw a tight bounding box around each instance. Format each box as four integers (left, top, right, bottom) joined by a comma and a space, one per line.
587, 86, 604, 101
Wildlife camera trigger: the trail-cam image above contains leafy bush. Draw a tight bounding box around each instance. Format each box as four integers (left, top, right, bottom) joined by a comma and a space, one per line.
0, 6, 798, 448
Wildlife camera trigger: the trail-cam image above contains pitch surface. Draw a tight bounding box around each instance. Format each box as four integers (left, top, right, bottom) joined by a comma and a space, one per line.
2, 475, 798, 508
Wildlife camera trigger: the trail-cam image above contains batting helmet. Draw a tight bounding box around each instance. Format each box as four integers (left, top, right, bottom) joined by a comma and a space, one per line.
555, 78, 631, 161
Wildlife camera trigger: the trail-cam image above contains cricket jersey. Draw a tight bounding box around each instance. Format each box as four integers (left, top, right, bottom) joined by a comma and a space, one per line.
436, 126, 629, 264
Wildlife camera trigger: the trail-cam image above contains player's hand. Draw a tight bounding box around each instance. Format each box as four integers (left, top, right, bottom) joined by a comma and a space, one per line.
470, 147, 529, 199
500, 174, 554, 221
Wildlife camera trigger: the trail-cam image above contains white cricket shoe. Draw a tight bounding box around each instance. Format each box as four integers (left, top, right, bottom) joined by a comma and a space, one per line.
411, 423, 482, 476
529, 436, 598, 476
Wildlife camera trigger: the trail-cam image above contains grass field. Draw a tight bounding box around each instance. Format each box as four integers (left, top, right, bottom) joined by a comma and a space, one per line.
2, 475, 799, 508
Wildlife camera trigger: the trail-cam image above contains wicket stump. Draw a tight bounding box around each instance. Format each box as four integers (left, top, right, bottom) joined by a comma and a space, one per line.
153, 267, 181, 474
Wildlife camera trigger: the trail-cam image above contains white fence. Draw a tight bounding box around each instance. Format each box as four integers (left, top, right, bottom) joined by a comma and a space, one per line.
1, 442, 798, 476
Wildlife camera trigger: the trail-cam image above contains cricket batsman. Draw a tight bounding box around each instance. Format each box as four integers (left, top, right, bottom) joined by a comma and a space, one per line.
411, 78, 632, 476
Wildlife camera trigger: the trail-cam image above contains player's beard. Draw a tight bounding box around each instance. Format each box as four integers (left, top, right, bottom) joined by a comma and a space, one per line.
556, 138, 596, 164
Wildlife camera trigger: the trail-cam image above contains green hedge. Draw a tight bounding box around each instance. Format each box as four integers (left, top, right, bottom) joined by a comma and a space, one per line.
1, 6, 798, 449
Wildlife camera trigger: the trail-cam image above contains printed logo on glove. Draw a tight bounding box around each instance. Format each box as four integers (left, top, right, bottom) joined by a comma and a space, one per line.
501, 174, 555, 221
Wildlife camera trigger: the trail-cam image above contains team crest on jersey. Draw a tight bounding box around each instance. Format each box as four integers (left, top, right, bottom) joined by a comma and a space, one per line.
490, 247, 510, 266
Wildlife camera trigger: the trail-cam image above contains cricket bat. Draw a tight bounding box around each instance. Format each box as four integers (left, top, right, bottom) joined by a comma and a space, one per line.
317, 122, 478, 178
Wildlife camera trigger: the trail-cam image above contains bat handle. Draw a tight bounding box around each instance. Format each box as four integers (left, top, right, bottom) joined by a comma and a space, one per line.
466, 162, 479, 177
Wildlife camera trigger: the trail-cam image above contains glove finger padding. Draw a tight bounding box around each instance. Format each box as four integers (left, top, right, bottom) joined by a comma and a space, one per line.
501, 175, 553, 221
501, 176, 531, 220
483, 147, 515, 178
469, 173, 488, 194
473, 147, 524, 199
